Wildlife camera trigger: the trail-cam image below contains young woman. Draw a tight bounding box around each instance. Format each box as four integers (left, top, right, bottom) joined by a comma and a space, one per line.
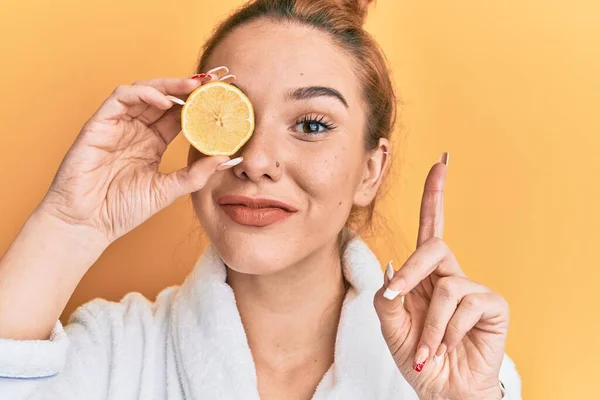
0, 0, 521, 398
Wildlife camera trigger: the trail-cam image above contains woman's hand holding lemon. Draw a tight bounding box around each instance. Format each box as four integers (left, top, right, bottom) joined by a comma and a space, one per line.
40, 68, 243, 245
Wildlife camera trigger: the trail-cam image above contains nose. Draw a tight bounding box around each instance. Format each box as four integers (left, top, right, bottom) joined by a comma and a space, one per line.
232, 126, 282, 183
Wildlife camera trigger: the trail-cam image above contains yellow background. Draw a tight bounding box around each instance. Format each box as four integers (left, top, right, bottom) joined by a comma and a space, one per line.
1, 0, 598, 398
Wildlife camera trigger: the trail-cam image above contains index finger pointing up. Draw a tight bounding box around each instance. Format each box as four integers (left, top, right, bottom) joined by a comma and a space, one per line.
416, 152, 449, 248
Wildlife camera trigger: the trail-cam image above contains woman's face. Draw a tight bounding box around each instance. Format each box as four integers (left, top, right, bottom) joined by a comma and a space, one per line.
190, 20, 387, 274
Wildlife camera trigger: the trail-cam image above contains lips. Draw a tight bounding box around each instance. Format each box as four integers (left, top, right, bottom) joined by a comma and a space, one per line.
217, 195, 298, 227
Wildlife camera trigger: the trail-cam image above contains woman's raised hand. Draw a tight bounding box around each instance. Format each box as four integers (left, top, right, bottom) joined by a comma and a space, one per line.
374, 154, 508, 400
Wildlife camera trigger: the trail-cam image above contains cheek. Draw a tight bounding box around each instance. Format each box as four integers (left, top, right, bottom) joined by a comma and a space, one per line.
293, 146, 362, 213
190, 178, 219, 227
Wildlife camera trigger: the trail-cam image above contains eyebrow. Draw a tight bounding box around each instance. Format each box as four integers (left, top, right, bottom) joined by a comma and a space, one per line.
286, 86, 349, 108
230, 83, 349, 109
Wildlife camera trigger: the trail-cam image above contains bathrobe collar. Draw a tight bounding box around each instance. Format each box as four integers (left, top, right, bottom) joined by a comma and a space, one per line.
170, 233, 409, 399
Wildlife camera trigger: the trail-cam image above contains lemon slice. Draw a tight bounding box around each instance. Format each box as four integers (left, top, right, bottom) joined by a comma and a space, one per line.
181, 81, 254, 156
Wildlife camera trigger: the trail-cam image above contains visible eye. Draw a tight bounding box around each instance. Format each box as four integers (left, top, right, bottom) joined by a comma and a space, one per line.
299, 120, 324, 134
293, 114, 337, 135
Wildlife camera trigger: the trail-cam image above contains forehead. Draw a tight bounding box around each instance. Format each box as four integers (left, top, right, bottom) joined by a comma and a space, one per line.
204, 19, 362, 106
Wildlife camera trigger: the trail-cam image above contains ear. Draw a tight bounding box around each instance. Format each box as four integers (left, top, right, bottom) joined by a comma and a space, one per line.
353, 138, 391, 207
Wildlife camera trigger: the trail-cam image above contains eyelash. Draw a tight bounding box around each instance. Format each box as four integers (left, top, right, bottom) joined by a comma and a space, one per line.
293, 114, 338, 135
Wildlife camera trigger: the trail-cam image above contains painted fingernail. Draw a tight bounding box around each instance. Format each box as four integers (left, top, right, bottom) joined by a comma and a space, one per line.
383, 288, 401, 300
220, 74, 236, 82
414, 345, 429, 372
217, 157, 243, 171
435, 343, 447, 357
413, 359, 427, 372
433, 343, 446, 365
190, 73, 208, 80
438, 152, 449, 166
206, 66, 229, 75
383, 278, 405, 300
385, 261, 394, 282
166, 95, 185, 106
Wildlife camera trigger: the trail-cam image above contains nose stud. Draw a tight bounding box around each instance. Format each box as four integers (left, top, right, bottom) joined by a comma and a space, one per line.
275, 161, 280, 168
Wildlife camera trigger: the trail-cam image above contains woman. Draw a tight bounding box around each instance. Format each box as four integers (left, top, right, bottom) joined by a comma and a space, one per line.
0, 0, 521, 398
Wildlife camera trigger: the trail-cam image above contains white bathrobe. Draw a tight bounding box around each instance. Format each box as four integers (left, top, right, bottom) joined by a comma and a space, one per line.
0, 236, 522, 399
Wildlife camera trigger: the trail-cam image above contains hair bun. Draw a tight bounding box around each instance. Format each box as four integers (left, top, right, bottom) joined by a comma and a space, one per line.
333, 0, 375, 25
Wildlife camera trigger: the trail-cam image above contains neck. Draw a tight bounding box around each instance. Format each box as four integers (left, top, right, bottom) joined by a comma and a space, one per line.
227, 237, 347, 376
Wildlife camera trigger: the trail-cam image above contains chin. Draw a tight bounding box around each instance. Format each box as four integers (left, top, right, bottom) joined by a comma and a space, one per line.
209, 230, 302, 275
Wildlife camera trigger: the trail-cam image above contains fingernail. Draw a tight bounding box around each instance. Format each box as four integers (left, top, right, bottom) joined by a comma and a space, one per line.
413, 359, 427, 372
206, 66, 229, 75
220, 74, 236, 82
414, 345, 429, 372
433, 343, 446, 365
385, 261, 394, 281
383, 278, 405, 300
435, 343, 447, 357
166, 95, 185, 106
383, 288, 401, 300
383, 151, 391, 155
217, 157, 243, 171
438, 152, 449, 166
190, 73, 208, 80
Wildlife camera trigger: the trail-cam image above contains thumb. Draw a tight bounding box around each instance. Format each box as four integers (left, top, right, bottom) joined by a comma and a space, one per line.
374, 261, 412, 359
154, 156, 238, 207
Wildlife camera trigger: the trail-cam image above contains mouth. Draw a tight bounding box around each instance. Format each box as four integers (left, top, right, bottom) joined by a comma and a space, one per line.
217, 195, 298, 227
